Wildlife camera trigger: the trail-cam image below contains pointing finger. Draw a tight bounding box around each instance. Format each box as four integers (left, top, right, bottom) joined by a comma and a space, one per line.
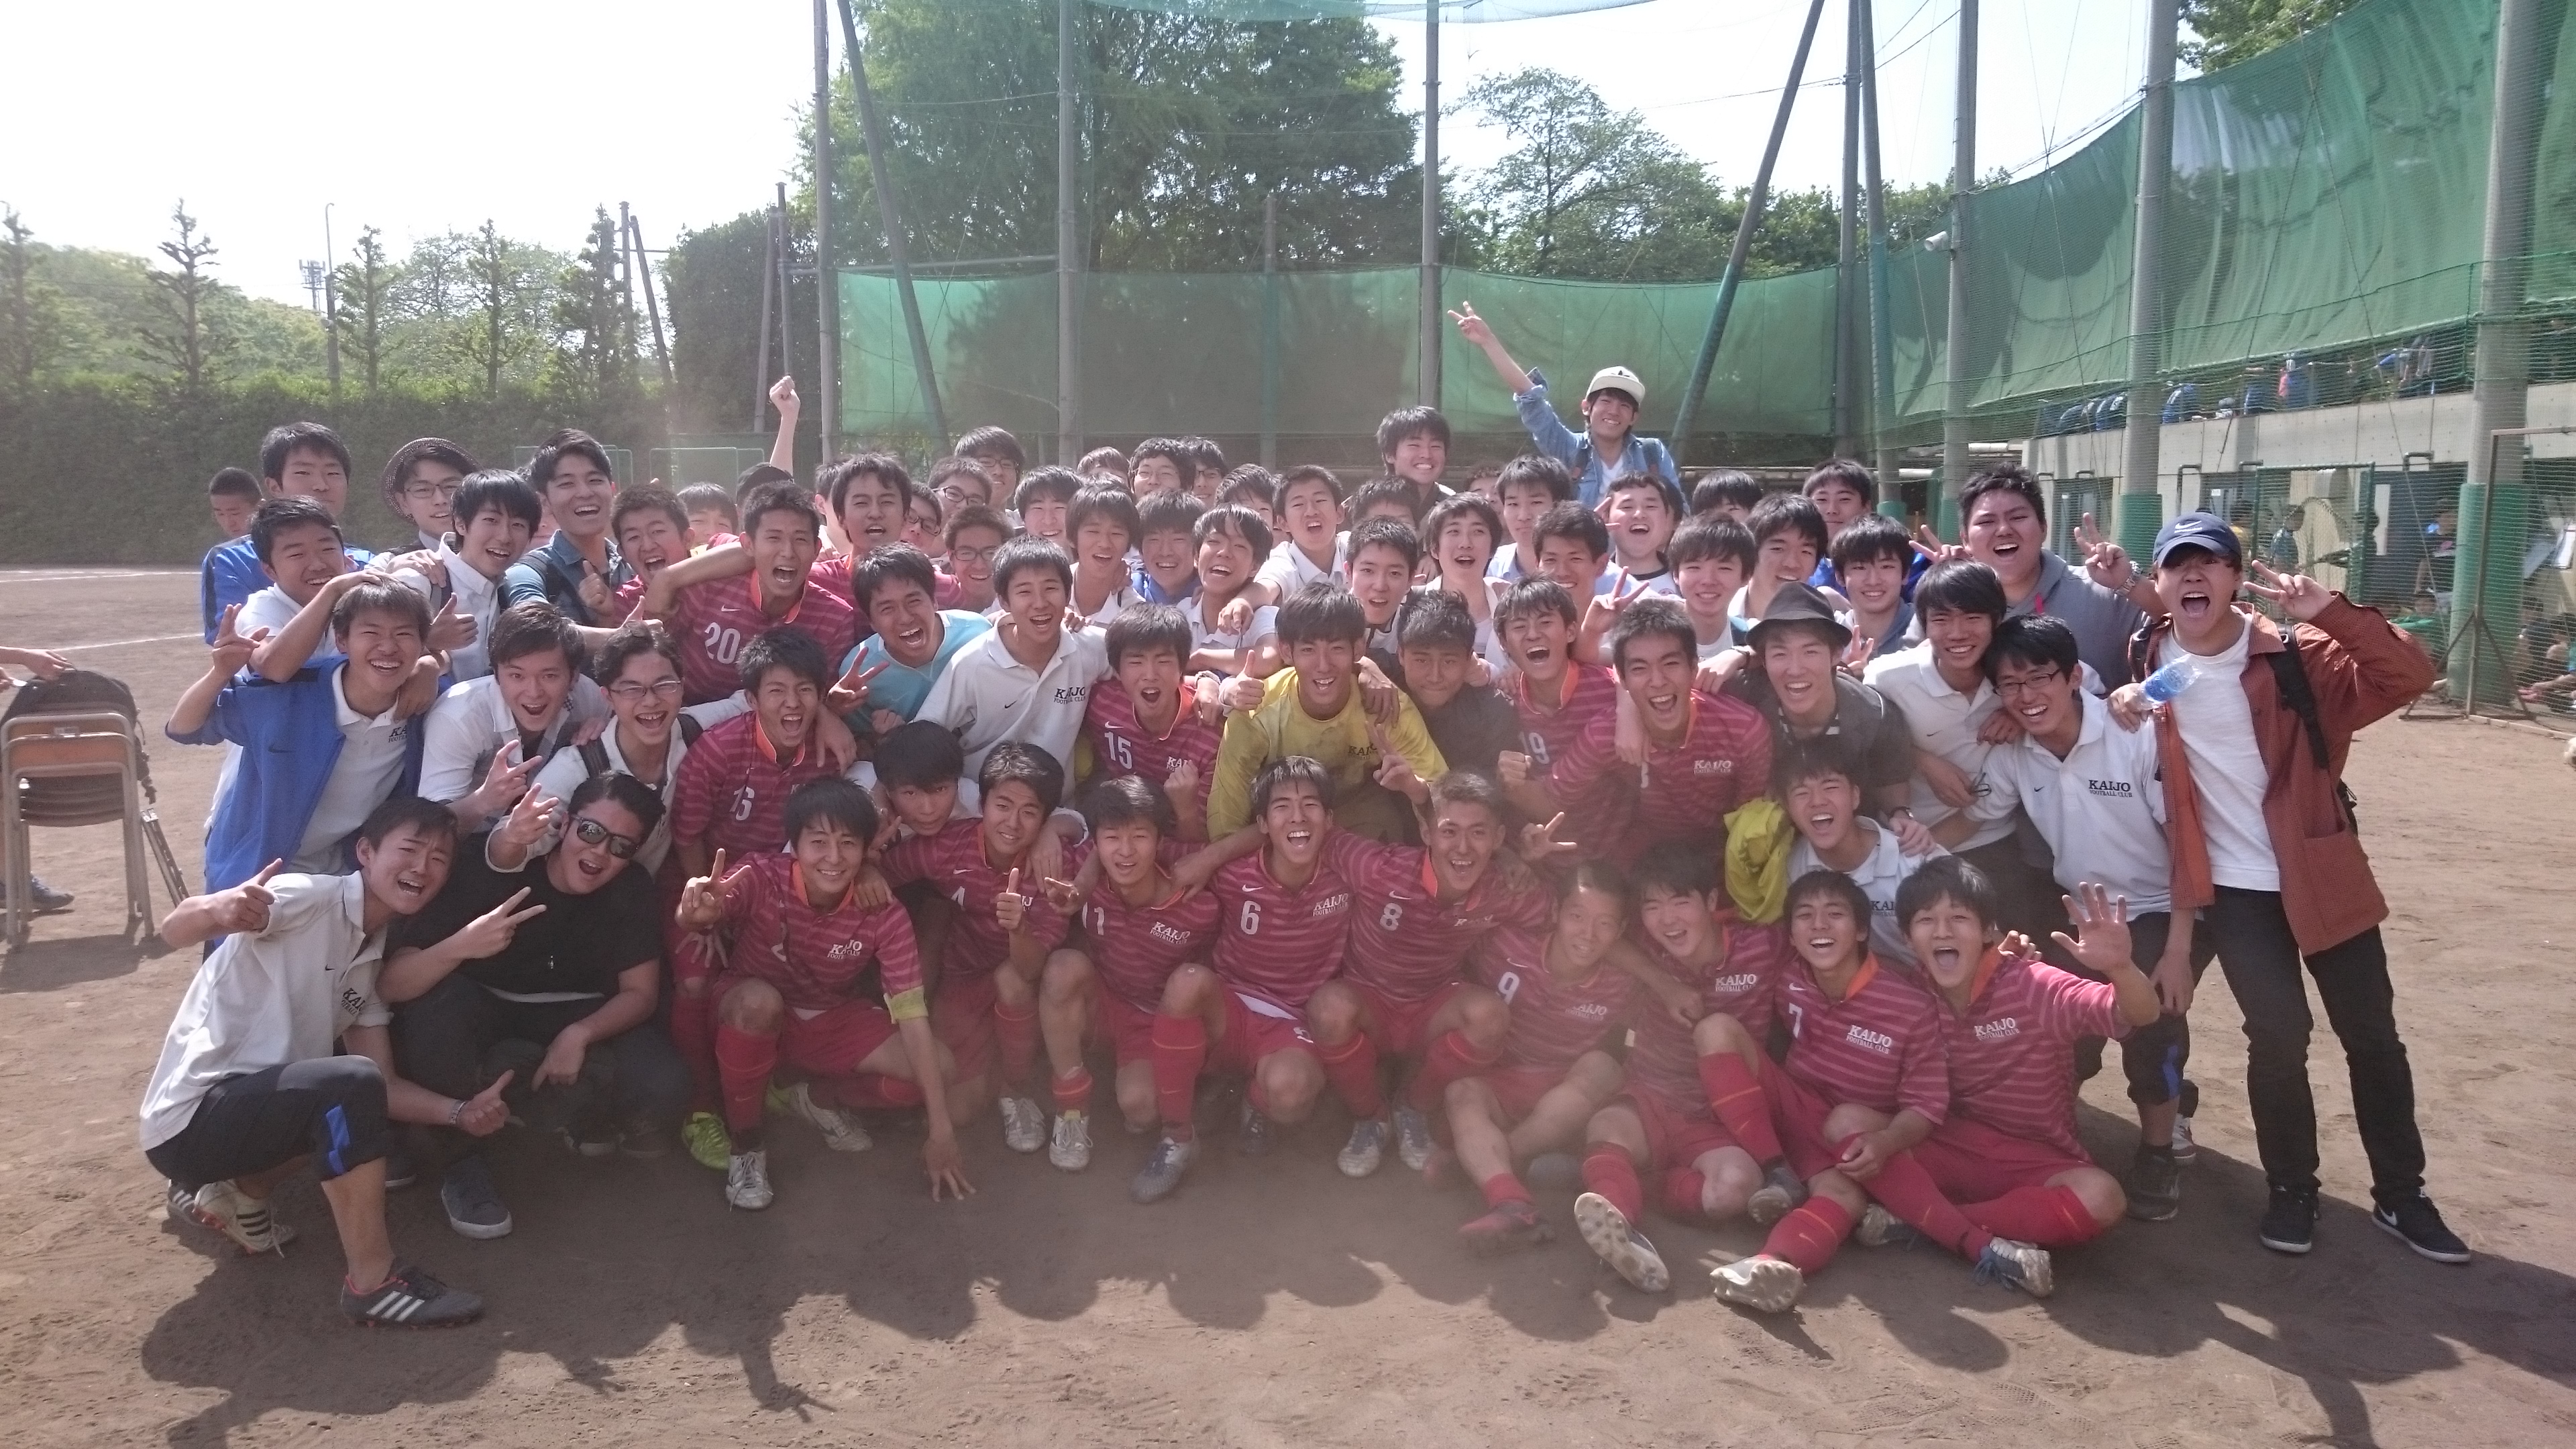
476, 1070, 514, 1102
250, 858, 284, 887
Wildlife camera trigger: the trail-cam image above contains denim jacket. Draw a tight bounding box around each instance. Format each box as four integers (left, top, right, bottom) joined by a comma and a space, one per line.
1513, 368, 1680, 506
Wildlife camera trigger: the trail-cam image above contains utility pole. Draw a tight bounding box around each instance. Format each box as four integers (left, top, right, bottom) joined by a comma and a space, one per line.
813, 0, 839, 458
628, 210, 673, 389
1419, 3, 1442, 409
1941, 0, 1978, 536
322, 205, 341, 402
1058, 0, 1081, 463
839, 0, 945, 447
1263, 191, 1280, 469
1858, 0, 1899, 511
2116, 0, 2178, 559
753, 200, 777, 433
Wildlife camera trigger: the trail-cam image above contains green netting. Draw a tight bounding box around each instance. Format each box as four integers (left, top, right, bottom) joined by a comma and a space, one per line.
1080, 1, 1650, 19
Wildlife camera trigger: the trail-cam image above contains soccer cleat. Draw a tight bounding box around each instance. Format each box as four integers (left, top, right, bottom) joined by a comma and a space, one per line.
682, 1112, 733, 1172
1574, 1191, 1670, 1292
2258, 1183, 2320, 1255
1711, 1254, 1805, 1313
1050, 1111, 1093, 1172
25, 875, 74, 915
1972, 1236, 2055, 1298
1525, 1152, 1581, 1190
725, 1150, 775, 1210
774, 1081, 873, 1152
2125, 1144, 2182, 1222
1131, 1135, 1198, 1203
1392, 1105, 1434, 1173
1337, 1118, 1389, 1178
438, 1157, 513, 1240
1854, 1202, 1920, 1249
619, 1121, 673, 1159
340, 1263, 484, 1328
2171, 1081, 2200, 1163
1745, 1161, 1811, 1226
2373, 1191, 2471, 1264
999, 1095, 1046, 1154
1236, 1099, 1275, 1157
1458, 1198, 1553, 1255
185, 1181, 297, 1256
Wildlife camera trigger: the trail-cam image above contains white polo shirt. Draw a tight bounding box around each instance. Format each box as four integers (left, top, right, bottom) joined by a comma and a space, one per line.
1863, 641, 2019, 852
1257, 534, 1349, 596
1789, 821, 1945, 967
1986, 692, 2174, 912
1075, 579, 1142, 630
138, 872, 392, 1150
914, 622, 1109, 773
417, 674, 610, 804
397, 544, 510, 681
1191, 596, 1278, 661
293, 665, 415, 871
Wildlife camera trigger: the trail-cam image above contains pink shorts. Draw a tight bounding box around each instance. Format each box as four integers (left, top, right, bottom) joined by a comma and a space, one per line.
710, 977, 900, 1078
1092, 984, 1161, 1070
1621, 1088, 1739, 1171
1758, 1059, 1849, 1181
1347, 979, 1468, 1059
1911, 1116, 2096, 1201
1212, 990, 1318, 1074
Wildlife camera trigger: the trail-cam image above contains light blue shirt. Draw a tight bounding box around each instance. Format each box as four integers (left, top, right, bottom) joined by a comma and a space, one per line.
839, 611, 992, 722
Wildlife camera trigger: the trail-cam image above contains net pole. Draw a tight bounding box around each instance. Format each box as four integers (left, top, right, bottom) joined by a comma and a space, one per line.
838, 0, 945, 447
1419, 1, 1441, 409
1263, 191, 1280, 470
1940, 0, 1976, 536
1672, 0, 1831, 456
2116, 0, 2177, 561
753, 203, 776, 433
1834, 0, 1861, 455
776, 184, 798, 417
812, 0, 839, 458
629, 211, 674, 390
1057, 0, 1080, 464
1859, 0, 1898, 506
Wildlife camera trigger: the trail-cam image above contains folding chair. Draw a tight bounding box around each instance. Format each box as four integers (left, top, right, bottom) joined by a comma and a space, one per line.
3, 711, 152, 945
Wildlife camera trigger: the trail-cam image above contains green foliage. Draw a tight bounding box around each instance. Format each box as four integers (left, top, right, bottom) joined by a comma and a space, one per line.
2178, 0, 2367, 71
553, 208, 639, 405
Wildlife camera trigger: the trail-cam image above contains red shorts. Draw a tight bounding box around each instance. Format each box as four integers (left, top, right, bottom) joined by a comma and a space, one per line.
710, 977, 901, 1077
1911, 1116, 2094, 1201
1091, 983, 1161, 1070
934, 973, 999, 1085
1758, 1059, 1850, 1180
1348, 979, 1467, 1059
1621, 1088, 1739, 1171
1210, 990, 1318, 1074
1477, 1065, 1570, 1126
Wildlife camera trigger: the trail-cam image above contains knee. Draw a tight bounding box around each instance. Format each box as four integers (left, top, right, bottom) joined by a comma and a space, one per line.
1265, 1059, 1323, 1119
1807, 1169, 1866, 1214
1820, 1103, 1886, 1143
717, 980, 783, 1032
1115, 1073, 1158, 1126
2068, 1169, 2127, 1227
325, 1053, 388, 1101
1038, 950, 1092, 1004
1703, 1152, 1762, 1215
1460, 991, 1509, 1045
1692, 1012, 1751, 1057
1161, 965, 1216, 1014
1306, 985, 1360, 1043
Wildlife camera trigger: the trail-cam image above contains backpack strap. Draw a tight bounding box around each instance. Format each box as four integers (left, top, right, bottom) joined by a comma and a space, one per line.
679, 714, 704, 748
576, 739, 610, 778
2264, 632, 2359, 826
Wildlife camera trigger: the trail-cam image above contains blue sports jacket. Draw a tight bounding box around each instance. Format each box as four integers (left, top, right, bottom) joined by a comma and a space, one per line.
169, 667, 426, 895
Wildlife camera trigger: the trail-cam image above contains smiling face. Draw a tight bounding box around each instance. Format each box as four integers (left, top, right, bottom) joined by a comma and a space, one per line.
1788, 888, 1867, 974
1426, 795, 1503, 896
865, 578, 941, 668
1398, 640, 1472, 712
394, 460, 464, 537
262, 521, 354, 605
1606, 486, 1676, 563
1908, 891, 1995, 995
1020, 496, 1069, 544
1002, 567, 1069, 641
606, 649, 684, 747
1553, 881, 1626, 969
1388, 432, 1447, 490
617, 508, 691, 580
496, 646, 575, 732
1194, 522, 1258, 601
1991, 654, 2079, 749
749, 665, 820, 751
334, 606, 425, 710
947, 525, 1004, 602
1288, 635, 1360, 718
889, 780, 957, 837
1676, 553, 1746, 620
936, 470, 990, 516
1536, 537, 1607, 598
1344, 544, 1411, 629
549, 798, 647, 895
1280, 480, 1341, 551
1807, 482, 1868, 533
1114, 643, 1185, 724
1616, 630, 1697, 737
1141, 527, 1197, 594
1132, 457, 1186, 495
1758, 626, 1839, 723
1582, 389, 1638, 441
793, 814, 869, 903
965, 453, 1018, 498
1259, 777, 1330, 870
1502, 605, 1574, 684
542, 455, 615, 541
1638, 881, 1719, 963
455, 504, 533, 582
980, 778, 1046, 865
1755, 529, 1817, 585
1921, 606, 1995, 686
1497, 482, 1554, 549
904, 497, 945, 557
1783, 769, 1861, 853
1432, 514, 1495, 582
272, 445, 350, 518
1841, 552, 1906, 618
356, 820, 454, 918
1964, 491, 2045, 590
1074, 517, 1131, 574
2153, 546, 2245, 653
839, 473, 906, 555
1093, 818, 1163, 894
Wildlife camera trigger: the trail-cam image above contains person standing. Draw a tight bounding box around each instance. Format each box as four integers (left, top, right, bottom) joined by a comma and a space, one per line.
1449, 302, 1677, 506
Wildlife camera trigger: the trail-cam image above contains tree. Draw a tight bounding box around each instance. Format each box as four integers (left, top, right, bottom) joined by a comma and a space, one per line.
334, 225, 393, 397
454, 220, 553, 400
0, 210, 64, 401
139, 201, 226, 396
553, 208, 637, 405
2179, 0, 2365, 71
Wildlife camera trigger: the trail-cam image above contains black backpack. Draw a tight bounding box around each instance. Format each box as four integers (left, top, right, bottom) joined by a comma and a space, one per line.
574, 714, 704, 784
2, 667, 191, 900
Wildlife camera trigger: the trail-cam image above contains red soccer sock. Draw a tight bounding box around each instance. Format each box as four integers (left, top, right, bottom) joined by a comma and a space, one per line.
1964, 1184, 2103, 1248
670, 989, 719, 1113
1319, 1032, 1385, 1120
993, 1000, 1041, 1094
1760, 1196, 1854, 1276
1150, 1014, 1208, 1142
712, 1024, 779, 1136
1052, 1065, 1095, 1116
1580, 1144, 1645, 1225
1481, 1171, 1531, 1210
828, 1074, 923, 1111
1697, 1052, 1784, 1165
1659, 1167, 1710, 1222
1405, 1030, 1501, 1112
1852, 1141, 1994, 1261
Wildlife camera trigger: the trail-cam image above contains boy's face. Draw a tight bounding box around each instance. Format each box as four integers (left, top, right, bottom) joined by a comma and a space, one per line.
1432, 514, 1494, 578
1002, 568, 1069, 639
1387, 431, 1446, 490
1141, 527, 1198, 594
965, 453, 1018, 498
1606, 486, 1676, 562
904, 497, 945, 557
1397, 641, 1471, 712
1964, 492, 2044, 583
262, 522, 354, 605
1841, 551, 1906, 616
1501, 606, 1574, 681
1807, 482, 1868, 533
1580, 389, 1638, 439
1132, 457, 1185, 494
1788, 889, 1866, 973
1992, 651, 2078, 741
1921, 606, 1994, 679
355, 820, 453, 918
1536, 535, 1606, 597
1344, 544, 1411, 628
1497, 482, 1554, 545
981, 778, 1046, 863
334, 606, 426, 703
1224, 496, 1275, 533
866, 580, 941, 668
1194, 523, 1258, 600
619, 509, 691, 579
1756, 530, 1817, 583
270, 444, 350, 519
1555, 881, 1625, 967
1704, 497, 1752, 525
1020, 496, 1069, 543
1759, 627, 1839, 718
793, 818, 868, 900
2152, 548, 2243, 640
392, 461, 465, 536
1191, 465, 1224, 504
1114, 645, 1185, 720
1638, 882, 1718, 962
1615, 631, 1696, 735
1783, 771, 1860, 853
604, 649, 684, 739
1908, 894, 1997, 993
541, 455, 614, 539
947, 526, 1005, 596
1093, 818, 1162, 892
936, 470, 991, 515
1424, 796, 1503, 896
1258, 778, 1330, 869
684, 509, 731, 551
1280, 480, 1341, 550
839, 475, 905, 554
1073, 517, 1131, 572
1676, 553, 1746, 618
749, 507, 821, 604
210, 493, 256, 538
455, 506, 533, 582
497, 647, 576, 730
890, 780, 958, 836
750, 666, 820, 751
1355, 500, 1415, 529
1287, 635, 1360, 717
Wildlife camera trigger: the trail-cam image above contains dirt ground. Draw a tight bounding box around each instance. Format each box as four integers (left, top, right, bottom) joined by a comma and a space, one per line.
0, 566, 2571, 1448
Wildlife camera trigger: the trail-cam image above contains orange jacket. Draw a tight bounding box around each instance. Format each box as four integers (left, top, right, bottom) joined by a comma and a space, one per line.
2143, 596, 2433, 954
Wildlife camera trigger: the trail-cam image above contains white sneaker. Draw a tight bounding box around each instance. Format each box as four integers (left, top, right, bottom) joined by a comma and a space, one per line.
186, 1181, 297, 1255
1000, 1095, 1046, 1153
1336, 1118, 1389, 1178
725, 1150, 774, 1210
1574, 1191, 1670, 1292
1050, 1112, 1093, 1171
777, 1081, 873, 1152
1711, 1254, 1804, 1313
1393, 1105, 1434, 1173
2170, 1112, 2198, 1164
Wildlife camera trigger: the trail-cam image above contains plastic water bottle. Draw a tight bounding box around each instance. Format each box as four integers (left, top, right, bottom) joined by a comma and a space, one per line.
2140, 658, 2202, 705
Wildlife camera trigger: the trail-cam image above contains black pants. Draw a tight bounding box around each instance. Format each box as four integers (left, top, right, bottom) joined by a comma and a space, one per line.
144, 1057, 390, 1191
392, 975, 690, 1152
2053, 908, 2216, 1107
2210, 886, 2426, 1203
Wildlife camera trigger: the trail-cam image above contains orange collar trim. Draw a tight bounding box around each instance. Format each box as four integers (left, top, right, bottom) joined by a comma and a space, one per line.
751, 722, 810, 767
1968, 945, 2008, 1002
1823, 953, 1880, 1004
792, 861, 853, 912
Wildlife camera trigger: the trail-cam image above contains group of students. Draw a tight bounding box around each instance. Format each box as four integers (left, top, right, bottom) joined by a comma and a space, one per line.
123, 324, 2465, 1332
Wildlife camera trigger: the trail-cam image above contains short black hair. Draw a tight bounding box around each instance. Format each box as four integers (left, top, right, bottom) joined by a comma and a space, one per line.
1913, 559, 2008, 621
1138, 488, 1208, 539
1106, 603, 1194, 669
330, 578, 431, 641
1770, 735, 1859, 797
1013, 465, 1084, 513
1350, 478, 1424, 525
1082, 773, 1175, 837
1827, 513, 1912, 572
1555, 857, 1633, 914
1347, 517, 1422, 572
1786, 867, 1872, 928
828, 453, 914, 515
741, 480, 824, 541
926, 454, 996, 504
676, 482, 738, 525
1495, 455, 1575, 506
1748, 492, 1827, 555
954, 425, 1026, 471
785, 775, 879, 845
1193, 502, 1274, 566
853, 544, 943, 614
979, 740, 1067, 816
1668, 515, 1756, 572
1894, 853, 2000, 932
1396, 588, 1476, 654
1252, 755, 1337, 817
1181, 437, 1227, 477
1607, 596, 1698, 670
1421, 494, 1505, 561
1496, 577, 1578, 629
875, 719, 965, 790
357, 794, 460, 851
451, 470, 542, 533
207, 466, 261, 502
1377, 405, 1452, 458
1689, 469, 1764, 515
1068, 483, 1143, 546
1077, 446, 1130, 480
1802, 458, 1878, 507
487, 600, 583, 673
992, 536, 1075, 601
1220, 465, 1278, 511
1427, 767, 1506, 823
1959, 464, 2047, 530
1983, 614, 2082, 682
529, 429, 613, 491
259, 421, 351, 484
250, 496, 342, 564
733, 463, 795, 500
1631, 841, 1720, 900
590, 619, 682, 686
1277, 582, 1366, 647
377, 437, 476, 513
566, 770, 667, 839
737, 626, 828, 693
613, 484, 691, 541
945, 502, 1010, 551
1130, 437, 1193, 485
1532, 502, 1610, 561
1276, 464, 1344, 508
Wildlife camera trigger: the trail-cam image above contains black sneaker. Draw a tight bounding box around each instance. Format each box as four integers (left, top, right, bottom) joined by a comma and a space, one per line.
2373, 1191, 2471, 1264
439, 1157, 513, 1240
2125, 1144, 2182, 1222
382, 1146, 418, 1191
1131, 1134, 1199, 1204
2257, 1183, 2319, 1254
1236, 1098, 1274, 1157
27, 875, 74, 914
339, 1262, 484, 1328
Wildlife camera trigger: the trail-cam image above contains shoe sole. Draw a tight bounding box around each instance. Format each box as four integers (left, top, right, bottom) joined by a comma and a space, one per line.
1746, 1183, 1796, 1228
347, 1307, 483, 1329
2257, 1226, 2315, 1254
1336, 1153, 1383, 1179
444, 1209, 514, 1241
1712, 1257, 1803, 1313
2126, 1195, 2181, 1222
1051, 1152, 1091, 1172
188, 1203, 295, 1255
727, 1194, 774, 1211
2373, 1212, 2471, 1264
1460, 1220, 1553, 1256
1986, 1244, 2055, 1298
1573, 1193, 1670, 1293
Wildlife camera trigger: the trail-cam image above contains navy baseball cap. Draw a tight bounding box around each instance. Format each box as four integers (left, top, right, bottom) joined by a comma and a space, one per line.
2151, 511, 2243, 568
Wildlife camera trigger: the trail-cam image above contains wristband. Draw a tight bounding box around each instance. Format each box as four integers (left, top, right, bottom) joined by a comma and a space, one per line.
447, 1098, 466, 1126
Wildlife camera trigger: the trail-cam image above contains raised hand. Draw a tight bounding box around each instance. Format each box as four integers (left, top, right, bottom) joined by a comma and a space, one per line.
1838, 629, 1876, 678
497, 786, 562, 858
1370, 720, 1424, 800
209, 604, 263, 676
1518, 812, 1578, 863
1038, 875, 1083, 913
827, 657, 890, 718
1446, 300, 1496, 347
2244, 559, 2332, 621
576, 561, 612, 619
445, 886, 547, 962
2049, 882, 2137, 981
1216, 594, 1255, 637
994, 867, 1030, 935
1911, 525, 1968, 564
474, 741, 541, 815
677, 850, 737, 929
769, 374, 800, 416
455, 1071, 513, 1137
1165, 756, 1201, 803
427, 595, 477, 654
1496, 749, 1534, 789
213, 859, 285, 935
2072, 512, 2137, 591
1220, 674, 1265, 713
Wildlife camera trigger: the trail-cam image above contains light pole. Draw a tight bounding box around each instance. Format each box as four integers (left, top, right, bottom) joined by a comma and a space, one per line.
322, 203, 341, 402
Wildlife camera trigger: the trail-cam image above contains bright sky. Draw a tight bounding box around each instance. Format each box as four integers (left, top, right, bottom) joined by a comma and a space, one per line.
2, 0, 2167, 308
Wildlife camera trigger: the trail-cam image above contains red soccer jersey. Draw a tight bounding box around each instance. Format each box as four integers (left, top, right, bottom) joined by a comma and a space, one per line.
1210, 852, 1353, 1011
1776, 956, 1950, 1125
666, 713, 837, 861
1067, 843, 1222, 1011
716, 853, 924, 1015
611, 574, 649, 624
1620, 913, 1795, 1110
1550, 688, 1772, 863
1509, 663, 1619, 778
1474, 927, 1635, 1074
1935, 951, 2125, 1161
1320, 831, 1552, 1002
879, 818, 1069, 984
1082, 682, 1222, 800
667, 574, 860, 705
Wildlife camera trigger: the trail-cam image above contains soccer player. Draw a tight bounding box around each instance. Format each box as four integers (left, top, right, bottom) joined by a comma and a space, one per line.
207, 466, 260, 539
1132, 757, 1354, 1201
1670, 515, 1756, 658
1421, 493, 1507, 662
944, 504, 1009, 615
1728, 583, 1915, 812
1699, 869, 2053, 1312
1449, 301, 1676, 504
1529, 502, 1613, 602
1602, 473, 1680, 592
1378, 405, 1452, 513
673, 778, 970, 1208
810, 453, 917, 598
1391, 590, 1519, 781
203, 422, 370, 641
1779, 739, 1942, 967
1182, 437, 1228, 502
1492, 578, 1621, 830
956, 424, 1026, 501
1219, 465, 1278, 527
1571, 844, 1797, 1293
392, 470, 541, 682
379, 438, 478, 553
1083, 606, 1223, 841
417, 602, 606, 829
1548, 598, 1770, 864
609, 486, 694, 619
643, 482, 857, 706
142, 798, 498, 1326
1187, 505, 1281, 677
676, 483, 739, 551
916, 537, 1108, 773
1205, 585, 1446, 842
903, 490, 945, 559
1489, 455, 1574, 585
1133, 488, 1207, 606
235, 497, 364, 672
502, 429, 630, 635
1343, 518, 1420, 659
927, 454, 996, 521
1862, 561, 2025, 871
836, 545, 992, 726
1033, 775, 1222, 1169
1254, 466, 1349, 596
1068, 484, 1144, 625
1447, 861, 1637, 1252
1014, 466, 1083, 549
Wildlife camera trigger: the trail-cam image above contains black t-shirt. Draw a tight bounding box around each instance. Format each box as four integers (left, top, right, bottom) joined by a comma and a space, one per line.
390, 837, 661, 999
1417, 683, 1521, 784
1725, 669, 1915, 795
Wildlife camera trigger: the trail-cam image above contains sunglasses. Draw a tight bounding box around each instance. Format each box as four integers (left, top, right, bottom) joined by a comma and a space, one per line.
572, 816, 641, 860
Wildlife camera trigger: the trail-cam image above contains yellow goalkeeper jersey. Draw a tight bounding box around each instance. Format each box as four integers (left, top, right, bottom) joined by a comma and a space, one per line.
1205, 667, 1448, 839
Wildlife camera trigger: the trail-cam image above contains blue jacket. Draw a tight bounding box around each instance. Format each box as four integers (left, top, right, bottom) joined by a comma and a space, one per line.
1512, 368, 1680, 506
170, 666, 426, 895
200, 536, 377, 643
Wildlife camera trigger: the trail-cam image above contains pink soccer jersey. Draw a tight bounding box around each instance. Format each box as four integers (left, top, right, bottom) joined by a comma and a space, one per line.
1775, 956, 1951, 1126
666, 713, 837, 860
1474, 928, 1635, 1075
1550, 688, 1772, 861
716, 853, 924, 1015
1619, 913, 1796, 1112
1508, 663, 1619, 778
1068, 845, 1222, 1011
667, 574, 859, 705
1210, 853, 1353, 1011
880, 818, 1068, 983
1321, 831, 1553, 1004
1935, 951, 2126, 1161
1082, 682, 1222, 792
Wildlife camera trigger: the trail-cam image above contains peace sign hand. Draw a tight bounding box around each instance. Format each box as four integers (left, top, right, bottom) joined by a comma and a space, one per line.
2072, 513, 2137, 590
497, 786, 562, 857
1446, 300, 1495, 346
828, 657, 890, 717
1839, 629, 1877, 678
209, 604, 265, 676
2245, 559, 2332, 621
445, 886, 547, 961
677, 850, 739, 929
1911, 525, 1968, 564
472, 740, 541, 816
1518, 813, 1578, 863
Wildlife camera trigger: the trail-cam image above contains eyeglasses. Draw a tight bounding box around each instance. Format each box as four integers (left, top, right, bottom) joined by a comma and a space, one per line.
572, 816, 642, 859
403, 482, 462, 502
1992, 667, 2064, 697
949, 545, 1000, 566
606, 678, 685, 703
